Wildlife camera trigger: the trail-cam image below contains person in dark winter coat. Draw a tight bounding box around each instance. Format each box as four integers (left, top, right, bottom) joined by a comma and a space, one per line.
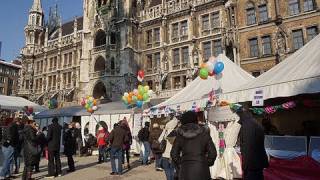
237, 110, 269, 180
138, 122, 151, 165
171, 111, 217, 180
22, 121, 40, 180
108, 123, 128, 175
120, 119, 132, 169
149, 123, 163, 171
63, 123, 77, 172
46, 117, 62, 177
34, 123, 47, 172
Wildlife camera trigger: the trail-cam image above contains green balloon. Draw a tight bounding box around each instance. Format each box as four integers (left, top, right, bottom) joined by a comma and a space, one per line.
132, 96, 138, 102
199, 68, 209, 79
143, 93, 149, 101
138, 86, 145, 95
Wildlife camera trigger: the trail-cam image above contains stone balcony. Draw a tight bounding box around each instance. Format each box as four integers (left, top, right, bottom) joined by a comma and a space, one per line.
92, 45, 106, 53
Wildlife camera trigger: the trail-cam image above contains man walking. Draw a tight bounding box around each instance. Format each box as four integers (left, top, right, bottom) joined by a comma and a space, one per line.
46, 118, 62, 178
238, 109, 269, 180
138, 122, 151, 165
108, 123, 128, 175
0, 122, 15, 179
63, 123, 77, 172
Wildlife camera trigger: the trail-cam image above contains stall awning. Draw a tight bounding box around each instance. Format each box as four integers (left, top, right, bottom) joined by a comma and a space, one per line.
34, 101, 133, 119
221, 34, 320, 103
0, 95, 47, 112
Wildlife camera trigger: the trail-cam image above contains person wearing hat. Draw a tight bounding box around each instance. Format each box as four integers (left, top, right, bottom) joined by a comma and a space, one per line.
149, 123, 163, 171
138, 122, 151, 165
171, 111, 217, 180
96, 125, 109, 163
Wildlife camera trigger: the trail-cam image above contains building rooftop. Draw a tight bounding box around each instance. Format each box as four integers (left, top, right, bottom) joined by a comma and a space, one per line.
0, 59, 22, 69
49, 16, 84, 40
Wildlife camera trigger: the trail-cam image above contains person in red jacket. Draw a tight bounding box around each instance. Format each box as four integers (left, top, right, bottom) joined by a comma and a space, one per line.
96, 126, 109, 163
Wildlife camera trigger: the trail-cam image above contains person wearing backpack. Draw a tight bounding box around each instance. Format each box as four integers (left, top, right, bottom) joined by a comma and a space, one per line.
149, 123, 163, 171
138, 122, 151, 165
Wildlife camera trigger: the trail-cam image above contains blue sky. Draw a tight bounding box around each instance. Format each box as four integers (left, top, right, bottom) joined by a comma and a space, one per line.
0, 0, 83, 61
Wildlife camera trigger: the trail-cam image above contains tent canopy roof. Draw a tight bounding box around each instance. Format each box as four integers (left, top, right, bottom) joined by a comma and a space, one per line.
34, 101, 132, 119
152, 54, 254, 112
222, 34, 320, 103
0, 95, 47, 112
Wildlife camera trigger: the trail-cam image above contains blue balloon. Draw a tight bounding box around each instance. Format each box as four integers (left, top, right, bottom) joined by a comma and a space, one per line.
136, 101, 143, 108
214, 61, 224, 74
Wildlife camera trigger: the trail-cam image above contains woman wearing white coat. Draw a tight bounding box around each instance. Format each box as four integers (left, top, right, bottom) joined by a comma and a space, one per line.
158, 117, 178, 180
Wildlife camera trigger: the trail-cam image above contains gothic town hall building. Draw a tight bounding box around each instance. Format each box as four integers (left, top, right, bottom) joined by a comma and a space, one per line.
18, 0, 320, 107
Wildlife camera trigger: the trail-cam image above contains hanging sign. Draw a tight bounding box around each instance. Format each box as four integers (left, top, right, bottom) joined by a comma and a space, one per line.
252, 89, 264, 106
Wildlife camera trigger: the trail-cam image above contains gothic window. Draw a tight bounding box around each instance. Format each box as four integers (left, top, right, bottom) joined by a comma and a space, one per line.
246, 2, 256, 25
213, 40, 222, 57
147, 81, 153, 90
180, 21, 188, 38
173, 48, 180, 65
258, 4, 268, 23
262, 35, 272, 55
94, 56, 106, 72
36, 16, 40, 26
306, 26, 318, 42
249, 38, 259, 57
202, 15, 210, 31
211, 12, 220, 29
32, 15, 35, 25
110, 57, 115, 70
182, 46, 189, 64
110, 32, 116, 45
292, 29, 304, 50
26, 80, 30, 89
304, 0, 315, 11
203, 41, 212, 61
146, 54, 152, 70
146, 30, 152, 48
252, 71, 261, 77
94, 30, 106, 47
68, 72, 72, 85
173, 76, 181, 89
288, 0, 300, 15
172, 23, 179, 41
154, 28, 160, 46
154, 52, 161, 68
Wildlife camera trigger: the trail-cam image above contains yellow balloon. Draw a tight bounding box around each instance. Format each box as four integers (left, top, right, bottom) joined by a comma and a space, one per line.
144, 85, 150, 92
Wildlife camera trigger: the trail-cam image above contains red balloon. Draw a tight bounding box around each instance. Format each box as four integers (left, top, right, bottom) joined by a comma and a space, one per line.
208, 71, 215, 76
138, 70, 145, 78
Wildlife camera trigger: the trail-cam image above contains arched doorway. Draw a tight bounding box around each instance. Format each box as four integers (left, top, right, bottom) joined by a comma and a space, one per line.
94, 56, 106, 72
93, 81, 107, 99
94, 30, 106, 47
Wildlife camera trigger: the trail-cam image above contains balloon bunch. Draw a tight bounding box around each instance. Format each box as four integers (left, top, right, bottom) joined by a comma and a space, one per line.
122, 85, 153, 108
48, 99, 58, 109
81, 96, 98, 113
137, 70, 145, 82
24, 106, 34, 116
199, 56, 224, 80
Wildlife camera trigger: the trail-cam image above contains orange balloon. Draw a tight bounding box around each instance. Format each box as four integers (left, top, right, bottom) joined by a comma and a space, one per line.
137, 94, 143, 101
87, 108, 93, 113
129, 92, 134, 97
93, 99, 97, 106
200, 63, 207, 69
127, 97, 132, 104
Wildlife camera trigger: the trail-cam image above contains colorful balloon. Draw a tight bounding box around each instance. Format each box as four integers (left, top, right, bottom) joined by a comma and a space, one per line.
143, 93, 149, 101
208, 71, 215, 76
87, 108, 93, 113
206, 61, 214, 72
209, 56, 216, 62
200, 63, 207, 69
133, 89, 138, 95
136, 101, 143, 108
147, 90, 153, 97
144, 85, 150, 92
137, 76, 144, 82
138, 70, 145, 78
127, 96, 132, 104
214, 61, 224, 74
137, 94, 143, 101
132, 96, 138, 102
124, 92, 129, 97
93, 99, 97, 106
138, 85, 145, 95
92, 106, 98, 111
199, 68, 209, 80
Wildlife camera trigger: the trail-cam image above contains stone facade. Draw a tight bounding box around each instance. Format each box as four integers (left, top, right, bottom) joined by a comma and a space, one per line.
18, 0, 320, 107
0, 60, 21, 96
236, 0, 320, 76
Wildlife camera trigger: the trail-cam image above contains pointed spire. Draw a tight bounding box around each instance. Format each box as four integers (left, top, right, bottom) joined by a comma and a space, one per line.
31, 0, 43, 13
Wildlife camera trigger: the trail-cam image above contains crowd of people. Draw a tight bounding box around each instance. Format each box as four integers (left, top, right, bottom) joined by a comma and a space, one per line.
0, 106, 269, 180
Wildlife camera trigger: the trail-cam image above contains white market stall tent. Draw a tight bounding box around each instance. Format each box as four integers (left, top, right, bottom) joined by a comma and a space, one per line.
0, 95, 47, 112
150, 54, 254, 114
221, 34, 320, 103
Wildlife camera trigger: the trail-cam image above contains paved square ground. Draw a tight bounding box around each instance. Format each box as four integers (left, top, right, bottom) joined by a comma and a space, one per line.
8, 155, 166, 180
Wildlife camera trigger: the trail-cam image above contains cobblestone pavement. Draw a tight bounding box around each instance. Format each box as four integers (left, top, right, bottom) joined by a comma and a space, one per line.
10, 155, 166, 180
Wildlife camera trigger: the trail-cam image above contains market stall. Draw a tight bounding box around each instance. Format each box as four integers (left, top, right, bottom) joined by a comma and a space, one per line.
0, 95, 47, 112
